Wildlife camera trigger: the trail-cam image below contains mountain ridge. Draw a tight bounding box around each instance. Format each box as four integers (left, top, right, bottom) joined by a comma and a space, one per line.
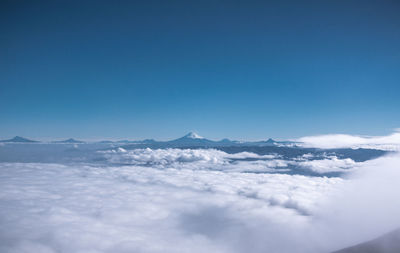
0, 136, 38, 143
52, 138, 85, 143
0, 132, 298, 147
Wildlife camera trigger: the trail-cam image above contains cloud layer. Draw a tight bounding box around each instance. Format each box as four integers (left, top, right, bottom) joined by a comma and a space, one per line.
298, 131, 400, 150
0, 136, 399, 252
0, 162, 344, 253
100, 148, 360, 174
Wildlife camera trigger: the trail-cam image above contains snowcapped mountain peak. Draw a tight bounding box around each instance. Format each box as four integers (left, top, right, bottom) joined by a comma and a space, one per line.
183, 132, 204, 139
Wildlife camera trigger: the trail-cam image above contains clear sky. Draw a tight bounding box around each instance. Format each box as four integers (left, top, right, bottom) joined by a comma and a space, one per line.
1, 0, 399, 141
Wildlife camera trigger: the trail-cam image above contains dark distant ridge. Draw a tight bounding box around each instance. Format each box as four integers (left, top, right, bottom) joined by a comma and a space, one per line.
103, 139, 157, 144
98, 140, 115, 143
52, 138, 85, 143
0, 132, 298, 147
121, 132, 297, 149
332, 228, 400, 253
0, 136, 39, 143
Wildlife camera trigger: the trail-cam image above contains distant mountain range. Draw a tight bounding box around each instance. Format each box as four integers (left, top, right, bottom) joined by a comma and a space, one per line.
0, 132, 299, 148
52, 138, 85, 144
121, 132, 299, 148
0, 136, 38, 143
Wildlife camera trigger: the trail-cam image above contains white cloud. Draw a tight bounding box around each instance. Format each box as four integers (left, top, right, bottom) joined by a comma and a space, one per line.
100, 148, 282, 173
297, 156, 358, 173
100, 148, 229, 166
0, 161, 343, 253
0, 145, 399, 252
103, 148, 360, 175
101, 147, 364, 174
297, 131, 400, 150
310, 154, 400, 250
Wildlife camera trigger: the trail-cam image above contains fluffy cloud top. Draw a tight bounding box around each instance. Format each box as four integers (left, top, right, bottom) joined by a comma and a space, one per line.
1, 153, 399, 253
297, 131, 400, 150
0, 162, 342, 253
100, 148, 358, 174
0, 138, 399, 252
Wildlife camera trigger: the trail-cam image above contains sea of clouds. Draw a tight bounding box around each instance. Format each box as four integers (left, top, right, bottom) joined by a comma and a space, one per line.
297, 130, 400, 151
100, 147, 358, 174
1, 132, 400, 253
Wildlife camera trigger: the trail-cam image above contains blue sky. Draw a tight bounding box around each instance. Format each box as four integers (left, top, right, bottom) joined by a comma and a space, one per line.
1, 0, 399, 141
